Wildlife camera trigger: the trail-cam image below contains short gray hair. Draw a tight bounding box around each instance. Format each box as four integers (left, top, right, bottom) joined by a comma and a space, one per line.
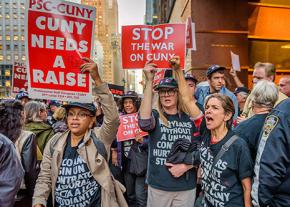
24, 101, 46, 123
251, 80, 278, 109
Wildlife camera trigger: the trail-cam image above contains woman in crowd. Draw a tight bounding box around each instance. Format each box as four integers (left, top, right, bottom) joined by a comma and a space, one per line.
138, 60, 202, 207
234, 80, 278, 161
0, 100, 34, 207
24, 101, 55, 161
52, 106, 68, 133
32, 58, 127, 207
173, 57, 253, 207
117, 91, 147, 207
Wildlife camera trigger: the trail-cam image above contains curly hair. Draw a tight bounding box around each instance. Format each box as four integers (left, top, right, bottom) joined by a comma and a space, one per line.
0, 100, 24, 143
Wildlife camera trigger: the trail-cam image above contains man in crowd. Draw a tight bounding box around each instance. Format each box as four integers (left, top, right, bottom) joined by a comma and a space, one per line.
184, 73, 203, 111
230, 62, 287, 118
234, 87, 250, 116
195, 65, 238, 119
252, 98, 290, 206
278, 76, 290, 97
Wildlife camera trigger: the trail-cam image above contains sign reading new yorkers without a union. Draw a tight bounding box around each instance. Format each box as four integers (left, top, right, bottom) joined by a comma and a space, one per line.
121, 24, 186, 69
26, 0, 96, 102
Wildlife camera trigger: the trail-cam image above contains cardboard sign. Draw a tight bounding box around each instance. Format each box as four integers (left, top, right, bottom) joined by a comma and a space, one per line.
153, 69, 165, 87
26, 0, 96, 102
117, 113, 148, 142
108, 84, 124, 97
230, 51, 241, 71
122, 24, 186, 69
186, 17, 197, 51
12, 62, 28, 93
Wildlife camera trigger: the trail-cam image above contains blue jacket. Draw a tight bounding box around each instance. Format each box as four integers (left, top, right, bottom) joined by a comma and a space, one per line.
195, 85, 239, 119
252, 98, 290, 207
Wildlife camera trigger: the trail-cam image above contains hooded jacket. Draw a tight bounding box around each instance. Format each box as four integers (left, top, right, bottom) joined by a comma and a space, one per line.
252, 98, 290, 206
24, 121, 55, 157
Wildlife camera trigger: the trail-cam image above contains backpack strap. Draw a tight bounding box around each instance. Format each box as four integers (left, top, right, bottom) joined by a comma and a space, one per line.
49, 131, 108, 161
91, 131, 108, 161
212, 135, 239, 168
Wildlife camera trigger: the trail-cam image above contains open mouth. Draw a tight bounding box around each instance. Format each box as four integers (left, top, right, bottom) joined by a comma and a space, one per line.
206, 116, 214, 123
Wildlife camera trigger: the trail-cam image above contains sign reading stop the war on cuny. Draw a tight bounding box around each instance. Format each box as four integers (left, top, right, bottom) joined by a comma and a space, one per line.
12, 62, 28, 93
25, 0, 96, 102
117, 113, 148, 142
121, 24, 186, 69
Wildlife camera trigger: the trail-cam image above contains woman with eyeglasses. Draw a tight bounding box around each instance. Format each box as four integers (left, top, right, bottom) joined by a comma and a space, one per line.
32, 58, 127, 207
138, 60, 202, 207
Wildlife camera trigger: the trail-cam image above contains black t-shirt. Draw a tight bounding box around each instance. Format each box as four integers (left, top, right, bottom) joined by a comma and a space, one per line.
147, 110, 200, 191
55, 135, 101, 207
234, 113, 268, 161
200, 130, 253, 207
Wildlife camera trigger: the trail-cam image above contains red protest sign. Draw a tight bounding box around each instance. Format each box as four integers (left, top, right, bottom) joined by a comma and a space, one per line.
117, 113, 148, 142
186, 17, 196, 51
122, 24, 186, 69
153, 69, 165, 87
26, 0, 96, 102
12, 62, 28, 93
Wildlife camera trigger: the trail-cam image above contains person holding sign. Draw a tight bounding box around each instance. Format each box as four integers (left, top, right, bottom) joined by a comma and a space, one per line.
173, 57, 253, 207
116, 91, 148, 207
138, 59, 202, 207
32, 58, 127, 207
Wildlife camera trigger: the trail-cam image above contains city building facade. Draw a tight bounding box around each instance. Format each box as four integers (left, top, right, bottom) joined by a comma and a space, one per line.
82, 0, 122, 85
156, 0, 290, 90
0, 0, 25, 96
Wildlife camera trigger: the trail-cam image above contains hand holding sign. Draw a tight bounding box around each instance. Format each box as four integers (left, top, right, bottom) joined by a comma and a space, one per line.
143, 60, 157, 81
80, 57, 103, 86
169, 56, 181, 70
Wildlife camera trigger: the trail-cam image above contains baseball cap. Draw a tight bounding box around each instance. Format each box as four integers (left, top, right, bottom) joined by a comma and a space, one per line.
49, 100, 61, 107
16, 91, 29, 100
63, 102, 96, 116
155, 77, 178, 90
121, 91, 138, 100
185, 73, 198, 83
234, 87, 250, 94
206, 65, 226, 77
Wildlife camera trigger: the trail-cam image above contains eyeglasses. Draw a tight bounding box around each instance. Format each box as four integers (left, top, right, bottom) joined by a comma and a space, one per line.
158, 89, 177, 97
67, 111, 93, 119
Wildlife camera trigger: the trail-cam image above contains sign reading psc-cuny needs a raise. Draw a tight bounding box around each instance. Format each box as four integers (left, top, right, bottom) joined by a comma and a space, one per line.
122, 24, 186, 69
26, 0, 96, 102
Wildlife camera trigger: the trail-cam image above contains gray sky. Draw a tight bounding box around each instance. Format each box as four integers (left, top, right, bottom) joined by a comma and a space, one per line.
118, 0, 146, 32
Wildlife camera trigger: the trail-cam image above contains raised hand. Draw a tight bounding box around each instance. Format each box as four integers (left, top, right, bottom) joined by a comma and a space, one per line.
169, 56, 181, 70
80, 57, 103, 86
143, 60, 157, 81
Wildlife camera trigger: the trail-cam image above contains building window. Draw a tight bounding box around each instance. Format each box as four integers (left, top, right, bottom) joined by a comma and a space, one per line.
6, 36, 10, 41
22, 56, 26, 61
6, 55, 11, 61
15, 55, 19, 60
13, 15, 18, 19
5, 80, 11, 87
14, 35, 19, 40
21, 35, 24, 41
5, 70, 10, 76
249, 39, 290, 69
6, 14, 10, 19
0, 56, 3, 61
0, 36, 2, 41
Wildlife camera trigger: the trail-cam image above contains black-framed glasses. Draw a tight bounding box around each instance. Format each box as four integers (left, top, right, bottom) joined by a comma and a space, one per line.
67, 111, 93, 119
158, 89, 177, 97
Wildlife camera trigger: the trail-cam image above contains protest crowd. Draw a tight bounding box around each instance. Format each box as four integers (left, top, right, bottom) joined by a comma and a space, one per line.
1, 55, 290, 207
1, 1, 290, 207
